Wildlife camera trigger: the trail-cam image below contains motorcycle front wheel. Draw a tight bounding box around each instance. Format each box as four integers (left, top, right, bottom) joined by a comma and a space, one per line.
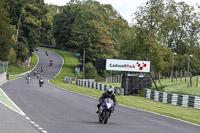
103, 111, 110, 124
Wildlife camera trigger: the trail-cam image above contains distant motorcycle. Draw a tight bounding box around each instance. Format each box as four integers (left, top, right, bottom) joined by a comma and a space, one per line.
37, 73, 40, 79
41, 67, 44, 72
27, 76, 31, 84
45, 51, 48, 56
98, 98, 115, 124
50, 60, 53, 66
33, 70, 36, 76
39, 78, 44, 87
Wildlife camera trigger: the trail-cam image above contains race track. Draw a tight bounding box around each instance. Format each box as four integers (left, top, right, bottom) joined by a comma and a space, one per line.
1, 49, 200, 133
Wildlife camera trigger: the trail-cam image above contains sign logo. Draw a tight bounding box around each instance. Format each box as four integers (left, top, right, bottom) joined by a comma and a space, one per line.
106, 59, 150, 72
137, 62, 147, 70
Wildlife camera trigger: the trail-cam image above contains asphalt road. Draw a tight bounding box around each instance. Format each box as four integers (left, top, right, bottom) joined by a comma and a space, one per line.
1, 49, 200, 133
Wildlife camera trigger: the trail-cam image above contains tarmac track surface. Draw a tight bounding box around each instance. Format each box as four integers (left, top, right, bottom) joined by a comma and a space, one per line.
1, 49, 200, 133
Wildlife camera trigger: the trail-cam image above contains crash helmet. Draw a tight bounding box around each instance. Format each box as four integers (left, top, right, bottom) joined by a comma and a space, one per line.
107, 87, 113, 95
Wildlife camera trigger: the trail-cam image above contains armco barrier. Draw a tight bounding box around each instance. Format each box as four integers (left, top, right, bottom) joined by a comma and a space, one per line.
64, 77, 72, 84
145, 88, 200, 109
75, 79, 121, 95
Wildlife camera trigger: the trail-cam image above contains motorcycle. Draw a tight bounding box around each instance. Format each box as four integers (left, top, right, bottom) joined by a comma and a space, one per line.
98, 98, 114, 124
41, 67, 44, 72
25, 73, 29, 79
27, 76, 31, 84
50, 60, 53, 66
33, 70, 36, 76
45, 51, 48, 56
37, 73, 40, 79
39, 79, 44, 87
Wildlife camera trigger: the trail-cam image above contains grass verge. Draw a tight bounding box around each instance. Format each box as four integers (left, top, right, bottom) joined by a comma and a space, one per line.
9, 76, 20, 80
7, 52, 38, 75
41, 47, 200, 125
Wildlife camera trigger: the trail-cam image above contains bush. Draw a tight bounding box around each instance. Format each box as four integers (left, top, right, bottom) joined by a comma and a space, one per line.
85, 62, 99, 79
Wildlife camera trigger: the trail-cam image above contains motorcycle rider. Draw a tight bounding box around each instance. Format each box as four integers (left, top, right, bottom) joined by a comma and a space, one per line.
50, 60, 53, 66
25, 73, 30, 80
41, 66, 44, 72
96, 87, 117, 113
33, 69, 37, 76
37, 72, 40, 79
45, 51, 48, 56
26, 73, 31, 84
39, 76, 44, 87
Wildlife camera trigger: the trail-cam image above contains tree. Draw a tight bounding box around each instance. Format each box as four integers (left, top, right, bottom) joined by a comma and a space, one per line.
3, 0, 53, 61
53, 1, 120, 63
129, 0, 173, 72
0, 1, 13, 61
166, 1, 200, 54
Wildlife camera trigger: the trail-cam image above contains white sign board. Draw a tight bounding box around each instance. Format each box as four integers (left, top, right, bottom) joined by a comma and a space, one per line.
106, 59, 150, 72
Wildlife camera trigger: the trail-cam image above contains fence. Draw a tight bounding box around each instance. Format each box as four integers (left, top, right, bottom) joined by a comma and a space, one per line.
106, 74, 122, 83
145, 88, 200, 110
0, 61, 9, 74
152, 71, 199, 87
75, 79, 122, 95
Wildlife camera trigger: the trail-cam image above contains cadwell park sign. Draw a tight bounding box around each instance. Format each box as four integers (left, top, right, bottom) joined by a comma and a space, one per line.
106, 59, 150, 72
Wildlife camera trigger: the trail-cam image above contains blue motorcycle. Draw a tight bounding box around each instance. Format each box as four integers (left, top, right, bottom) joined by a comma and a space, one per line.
98, 98, 114, 124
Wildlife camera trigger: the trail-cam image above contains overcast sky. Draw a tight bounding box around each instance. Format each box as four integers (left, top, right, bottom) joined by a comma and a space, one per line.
44, 0, 200, 25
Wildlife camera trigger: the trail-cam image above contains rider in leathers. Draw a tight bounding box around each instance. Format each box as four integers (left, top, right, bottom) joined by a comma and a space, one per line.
96, 87, 117, 113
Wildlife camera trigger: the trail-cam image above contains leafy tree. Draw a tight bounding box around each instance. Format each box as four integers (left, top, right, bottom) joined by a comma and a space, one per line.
3, 0, 53, 61
166, 1, 200, 54
127, 0, 174, 72
0, 1, 13, 61
53, 1, 120, 63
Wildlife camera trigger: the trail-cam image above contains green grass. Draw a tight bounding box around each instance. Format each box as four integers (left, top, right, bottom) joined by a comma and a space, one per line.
0, 89, 21, 113
9, 76, 20, 80
42, 47, 200, 125
39, 47, 81, 80
7, 52, 38, 75
151, 77, 200, 96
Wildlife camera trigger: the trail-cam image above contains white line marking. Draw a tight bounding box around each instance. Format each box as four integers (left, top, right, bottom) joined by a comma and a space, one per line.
30, 121, 35, 124
38, 127, 43, 130
25, 117, 30, 120
42, 130, 48, 133
34, 124, 39, 127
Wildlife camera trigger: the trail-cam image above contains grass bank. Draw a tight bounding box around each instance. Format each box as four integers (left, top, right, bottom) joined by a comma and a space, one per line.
105, 77, 200, 96
42, 47, 200, 125
7, 52, 38, 75
152, 78, 200, 96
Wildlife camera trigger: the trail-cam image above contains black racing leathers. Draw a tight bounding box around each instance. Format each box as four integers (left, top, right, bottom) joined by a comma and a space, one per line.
97, 92, 117, 108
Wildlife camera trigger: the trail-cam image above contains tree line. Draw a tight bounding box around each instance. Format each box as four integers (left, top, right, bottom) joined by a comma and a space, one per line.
1, 0, 200, 79
0, 0, 53, 64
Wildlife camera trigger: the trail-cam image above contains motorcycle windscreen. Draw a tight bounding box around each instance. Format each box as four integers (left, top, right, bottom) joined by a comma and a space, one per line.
104, 98, 114, 109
